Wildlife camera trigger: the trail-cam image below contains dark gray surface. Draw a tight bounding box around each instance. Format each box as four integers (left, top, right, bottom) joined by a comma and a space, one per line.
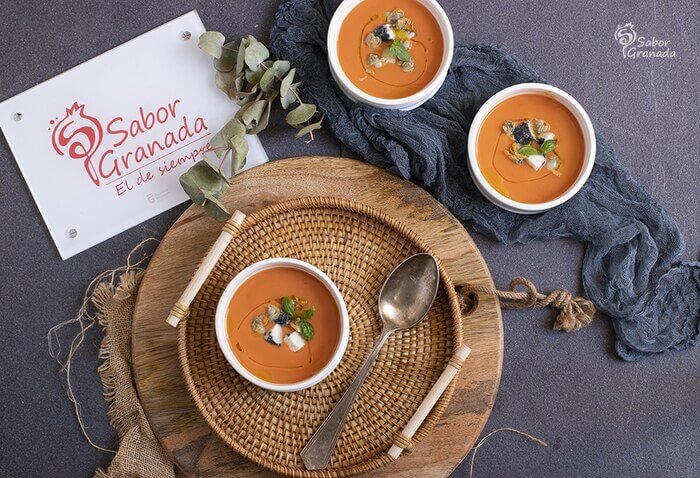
0, 1, 697, 477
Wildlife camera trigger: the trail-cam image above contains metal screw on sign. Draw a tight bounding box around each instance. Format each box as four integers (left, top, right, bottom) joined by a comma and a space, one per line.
13, 112, 22, 121
68, 228, 78, 239
181, 31, 191, 40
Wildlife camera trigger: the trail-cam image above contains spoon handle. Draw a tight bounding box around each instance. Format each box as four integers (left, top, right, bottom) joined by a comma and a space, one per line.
301, 327, 393, 470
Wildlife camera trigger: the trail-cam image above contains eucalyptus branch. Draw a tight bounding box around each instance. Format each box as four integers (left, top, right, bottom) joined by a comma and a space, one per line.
178, 32, 324, 221
258, 55, 323, 140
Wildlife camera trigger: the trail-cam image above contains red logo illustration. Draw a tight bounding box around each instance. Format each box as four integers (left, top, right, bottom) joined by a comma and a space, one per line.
51, 102, 103, 186
48, 98, 210, 192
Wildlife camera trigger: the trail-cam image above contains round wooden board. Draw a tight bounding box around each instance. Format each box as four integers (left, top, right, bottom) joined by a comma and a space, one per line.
132, 157, 503, 477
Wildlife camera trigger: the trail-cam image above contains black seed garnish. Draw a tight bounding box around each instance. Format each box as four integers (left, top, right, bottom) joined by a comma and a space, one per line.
372, 25, 392, 42
274, 310, 292, 325
512, 122, 535, 145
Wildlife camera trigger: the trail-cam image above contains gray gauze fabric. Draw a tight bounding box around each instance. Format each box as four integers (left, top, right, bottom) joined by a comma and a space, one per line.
269, 0, 699, 360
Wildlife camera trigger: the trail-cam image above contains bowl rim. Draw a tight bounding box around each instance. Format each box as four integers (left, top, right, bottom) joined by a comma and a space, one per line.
214, 257, 350, 392
327, 0, 454, 108
466, 83, 596, 213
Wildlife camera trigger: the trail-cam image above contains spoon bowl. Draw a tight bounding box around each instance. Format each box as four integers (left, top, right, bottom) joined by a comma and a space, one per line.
301, 253, 440, 470
378, 253, 440, 330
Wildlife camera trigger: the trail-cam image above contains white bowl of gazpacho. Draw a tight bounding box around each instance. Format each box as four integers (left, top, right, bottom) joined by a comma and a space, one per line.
327, 0, 454, 110
467, 83, 596, 214
215, 258, 350, 392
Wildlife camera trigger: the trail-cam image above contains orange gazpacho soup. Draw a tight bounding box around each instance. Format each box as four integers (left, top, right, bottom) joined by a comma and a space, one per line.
476, 93, 585, 204
226, 267, 341, 384
338, 0, 444, 99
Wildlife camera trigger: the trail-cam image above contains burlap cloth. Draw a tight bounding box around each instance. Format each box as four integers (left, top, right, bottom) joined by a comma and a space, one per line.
91, 269, 176, 478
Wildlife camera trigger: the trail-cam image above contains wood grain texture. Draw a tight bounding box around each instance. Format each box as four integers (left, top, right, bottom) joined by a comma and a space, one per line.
132, 157, 503, 477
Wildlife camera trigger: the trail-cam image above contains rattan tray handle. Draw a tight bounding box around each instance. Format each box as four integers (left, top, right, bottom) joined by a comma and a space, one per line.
387, 344, 472, 460
166, 210, 246, 327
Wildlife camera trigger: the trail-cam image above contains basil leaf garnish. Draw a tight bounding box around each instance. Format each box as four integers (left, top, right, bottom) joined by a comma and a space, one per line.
390, 40, 411, 62
281, 296, 297, 318
297, 319, 314, 340
517, 146, 539, 156
540, 139, 557, 154
300, 306, 315, 320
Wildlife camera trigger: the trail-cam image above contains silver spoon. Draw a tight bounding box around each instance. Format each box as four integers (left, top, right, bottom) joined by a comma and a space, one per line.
300, 253, 440, 470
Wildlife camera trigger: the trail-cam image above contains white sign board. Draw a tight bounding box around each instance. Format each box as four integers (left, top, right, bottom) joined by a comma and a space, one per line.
0, 11, 267, 259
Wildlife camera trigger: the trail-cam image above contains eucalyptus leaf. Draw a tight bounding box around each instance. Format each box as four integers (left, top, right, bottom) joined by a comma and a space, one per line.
198, 31, 225, 59
179, 160, 229, 207
229, 135, 249, 175
280, 82, 300, 110
215, 71, 239, 100
210, 118, 247, 159
236, 98, 253, 107
235, 89, 257, 106
241, 82, 259, 95
236, 37, 249, 75
286, 103, 316, 125
272, 60, 290, 78
235, 89, 254, 98
234, 73, 245, 91
295, 118, 323, 138
248, 91, 277, 135
259, 60, 291, 92
235, 91, 257, 106
244, 37, 270, 70
203, 194, 231, 221
234, 101, 257, 125
179, 172, 206, 205
214, 41, 238, 72
214, 71, 235, 98
225, 121, 247, 148
245, 60, 273, 84
234, 99, 255, 123
259, 68, 277, 93
280, 68, 295, 98
241, 100, 268, 128
245, 67, 265, 84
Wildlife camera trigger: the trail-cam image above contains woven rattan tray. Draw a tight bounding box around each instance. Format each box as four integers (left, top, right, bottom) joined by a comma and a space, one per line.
178, 196, 463, 477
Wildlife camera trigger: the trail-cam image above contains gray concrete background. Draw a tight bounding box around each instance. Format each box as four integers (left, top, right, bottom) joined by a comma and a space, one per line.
0, 1, 698, 477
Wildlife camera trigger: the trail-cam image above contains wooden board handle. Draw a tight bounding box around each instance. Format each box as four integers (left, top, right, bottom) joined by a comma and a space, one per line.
165, 210, 246, 327
387, 344, 472, 460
